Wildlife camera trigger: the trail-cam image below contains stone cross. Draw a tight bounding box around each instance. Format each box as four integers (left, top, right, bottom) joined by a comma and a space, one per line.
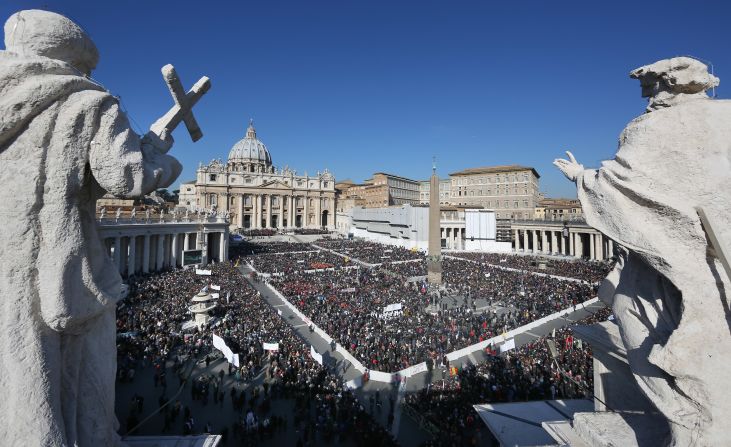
150, 64, 211, 142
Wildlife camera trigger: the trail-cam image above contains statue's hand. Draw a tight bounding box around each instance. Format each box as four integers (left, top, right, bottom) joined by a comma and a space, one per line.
141, 129, 174, 154
553, 151, 584, 182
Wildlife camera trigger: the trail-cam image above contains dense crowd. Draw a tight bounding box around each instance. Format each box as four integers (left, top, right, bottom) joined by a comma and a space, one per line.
239, 229, 277, 237
293, 228, 332, 235
116, 262, 396, 445
268, 255, 598, 372
316, 239, 424, 264
247, 250, 353, 274
406, 307, 612, 446
452, 252, 613, 283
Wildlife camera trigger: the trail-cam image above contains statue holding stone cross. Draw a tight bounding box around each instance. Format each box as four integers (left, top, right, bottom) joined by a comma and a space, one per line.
0, 9, 211, 447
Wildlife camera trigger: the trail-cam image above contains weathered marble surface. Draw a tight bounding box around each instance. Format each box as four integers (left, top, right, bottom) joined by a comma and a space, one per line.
555, 57, 731, 446
0, 10, 182, 446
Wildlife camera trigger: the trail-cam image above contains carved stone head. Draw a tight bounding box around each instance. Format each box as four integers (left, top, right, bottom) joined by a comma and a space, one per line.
630, 57, 719, 111
4, 10, 99, 75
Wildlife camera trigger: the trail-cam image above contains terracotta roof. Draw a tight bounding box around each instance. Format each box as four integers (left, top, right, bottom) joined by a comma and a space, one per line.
449, 165, 540, 178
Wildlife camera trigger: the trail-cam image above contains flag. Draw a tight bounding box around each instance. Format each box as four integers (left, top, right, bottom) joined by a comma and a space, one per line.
450, 366, 458, 376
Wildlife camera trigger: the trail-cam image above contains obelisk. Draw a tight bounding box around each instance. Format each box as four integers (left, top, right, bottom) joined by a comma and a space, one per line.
427, 158, 442, 285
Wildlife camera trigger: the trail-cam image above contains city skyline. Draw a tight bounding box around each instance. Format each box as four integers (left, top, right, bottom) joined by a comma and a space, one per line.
2, 0, 728, 198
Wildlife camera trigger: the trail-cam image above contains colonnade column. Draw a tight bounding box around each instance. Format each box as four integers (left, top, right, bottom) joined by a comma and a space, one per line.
184, 233, 190, 251
551, 231, 558, 254
156, 234, 165, 270
596, 234, 603, 260
219, 231, 227, 262
560, 232, 566, 255
127, 235, 136, 276
522, 229, 529, 253
569, 232, 575, 257
532, 230, 538, 254
142, 235, 150, 273
589, 233, 596, 260
514, 229, 520, 251
607, 239, 614, 258
113, 237, 122, 273
171, 233, 178, 267
541, 230, 548, 254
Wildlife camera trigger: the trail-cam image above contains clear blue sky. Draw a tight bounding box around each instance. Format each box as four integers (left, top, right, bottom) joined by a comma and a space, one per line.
2, 0, 729, 197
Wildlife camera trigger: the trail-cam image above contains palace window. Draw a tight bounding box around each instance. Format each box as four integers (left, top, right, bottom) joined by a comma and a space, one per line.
245, 196, 252, 206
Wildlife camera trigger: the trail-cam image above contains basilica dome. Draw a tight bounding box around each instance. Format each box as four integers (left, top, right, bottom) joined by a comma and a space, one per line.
227, 120, 272, 168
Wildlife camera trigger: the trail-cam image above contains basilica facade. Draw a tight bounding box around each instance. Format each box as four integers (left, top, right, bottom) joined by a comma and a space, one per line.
187, 121, 336, 231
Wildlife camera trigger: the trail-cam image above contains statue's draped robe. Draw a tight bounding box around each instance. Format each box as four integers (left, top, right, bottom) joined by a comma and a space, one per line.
577, 98, 731, 444
0, 52, 178, 446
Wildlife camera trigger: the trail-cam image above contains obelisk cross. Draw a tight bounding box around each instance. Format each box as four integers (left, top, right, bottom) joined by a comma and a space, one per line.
150, 64, 211, 142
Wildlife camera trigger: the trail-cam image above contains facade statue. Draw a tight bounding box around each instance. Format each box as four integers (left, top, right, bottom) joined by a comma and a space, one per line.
130, 206, 136, 219
555, 57, 730, 446
99, 206, 106, 220
0, 10, 210, 446
145, 208, 151, 222
115, 207, 122, 221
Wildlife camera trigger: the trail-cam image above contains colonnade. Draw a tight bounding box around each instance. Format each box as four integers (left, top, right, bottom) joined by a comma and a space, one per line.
99, 219, 230, 277
440, 226, 466, 250
512, 226, 613, 261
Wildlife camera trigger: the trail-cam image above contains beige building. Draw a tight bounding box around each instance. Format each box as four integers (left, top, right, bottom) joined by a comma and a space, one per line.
448, 165, 540, 220
419, 178, 451, 205
336, 172, 420, 209
534, 198, 583, 221
187, 121, 336, 231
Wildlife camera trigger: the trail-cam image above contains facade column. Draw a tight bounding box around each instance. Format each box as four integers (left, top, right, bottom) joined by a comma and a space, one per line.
289, 196, 295, 228
156, 234, 165, 271
532, 230, 538, 254
304, 196, 310, 228
315, 196, 322, 227
608, 239, 614, 257
514, 229, 520, 251
589, 233, 596, 260
127, 235, 136, 276
239, 195, 244, 228
171, 233, 178, 268
252, 195, 259, 228
268, 195, 274, 228
142, 235, 150, 273
279, 195, 285, 229
184, 233, 190, 251
113, 237, 122, 273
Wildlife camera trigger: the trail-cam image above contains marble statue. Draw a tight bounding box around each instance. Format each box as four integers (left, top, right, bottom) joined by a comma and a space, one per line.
0, 10, 209, 446
115, 207, 122, 221
145, 208, 151, 222
555, 57, 731, 446
130, 206, 136, 220
99, 206, 106, 220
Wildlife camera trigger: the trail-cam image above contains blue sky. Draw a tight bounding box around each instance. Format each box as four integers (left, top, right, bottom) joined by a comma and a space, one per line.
2, 0, 729, 197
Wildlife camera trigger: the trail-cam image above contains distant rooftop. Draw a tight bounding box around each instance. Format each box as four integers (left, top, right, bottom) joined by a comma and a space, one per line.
449, 164, 540, 178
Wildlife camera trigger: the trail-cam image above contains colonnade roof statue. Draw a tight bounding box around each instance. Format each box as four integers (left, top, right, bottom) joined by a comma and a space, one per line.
555, 56, 730, 446
0, 9, 209, 446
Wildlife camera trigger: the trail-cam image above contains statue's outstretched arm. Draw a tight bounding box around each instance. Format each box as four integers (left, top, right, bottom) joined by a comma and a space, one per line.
89, 98, 181, 197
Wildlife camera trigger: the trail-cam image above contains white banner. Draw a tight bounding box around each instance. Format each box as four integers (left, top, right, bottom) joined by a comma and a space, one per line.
263, 342, 279, 351
211, 293, 220, 299
213, 333, 236, 364
232, 353, 240, 367
383, 303, 403, 313
210, 284, 221, 291
500, 338, 516, 353
196, 269, 212, 276
310, 345, 323, 365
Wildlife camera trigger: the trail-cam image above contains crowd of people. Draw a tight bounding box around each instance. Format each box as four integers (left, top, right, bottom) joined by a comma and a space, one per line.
116, 261, 396, 445
247, 250, 352, 275
452, 252, 613, 283
406, 307, 612, 446
268, 251, 599, 372
316, 239, 424, 264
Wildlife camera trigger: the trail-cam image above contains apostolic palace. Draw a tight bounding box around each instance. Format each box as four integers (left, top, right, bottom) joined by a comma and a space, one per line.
180, 121, 336, 231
